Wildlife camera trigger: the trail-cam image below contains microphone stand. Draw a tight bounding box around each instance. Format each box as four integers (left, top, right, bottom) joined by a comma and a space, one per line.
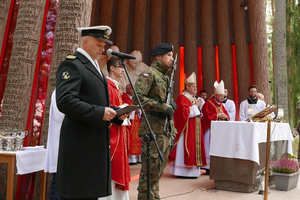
120, 59, 164, 200
268, 81, 278, 119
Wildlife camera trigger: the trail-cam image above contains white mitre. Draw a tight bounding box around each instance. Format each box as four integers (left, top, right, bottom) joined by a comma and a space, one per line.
185, 72, 196, 85
214, 80, 225, 95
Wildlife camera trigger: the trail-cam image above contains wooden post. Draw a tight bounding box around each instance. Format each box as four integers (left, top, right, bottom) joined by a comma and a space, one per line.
39, 171, 46, 200
264, 120, 271, 200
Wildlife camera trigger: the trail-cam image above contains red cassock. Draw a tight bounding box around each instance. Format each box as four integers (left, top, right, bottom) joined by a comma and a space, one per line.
201, 97, 230, 132
121, 93, 142, 155
107, 78, 131, 191
169, 93, 207, 167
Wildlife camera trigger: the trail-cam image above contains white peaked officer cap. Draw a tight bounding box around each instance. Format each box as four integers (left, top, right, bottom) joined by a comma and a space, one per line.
214, 80, 225, 95
185, 72, 197, 85
77, 25, 113, 44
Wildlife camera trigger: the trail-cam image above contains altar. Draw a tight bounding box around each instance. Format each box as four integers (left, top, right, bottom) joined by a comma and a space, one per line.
209, 121, 294, 192
0, 147, 46, 200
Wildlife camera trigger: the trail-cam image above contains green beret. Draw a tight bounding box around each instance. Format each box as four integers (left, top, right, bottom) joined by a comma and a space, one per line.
151, 43, 173, 56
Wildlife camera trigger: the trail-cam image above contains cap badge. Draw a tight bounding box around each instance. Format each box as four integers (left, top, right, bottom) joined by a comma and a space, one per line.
62, 71, 70, 80
105, 29, 110, 36
104, 29, 110, 39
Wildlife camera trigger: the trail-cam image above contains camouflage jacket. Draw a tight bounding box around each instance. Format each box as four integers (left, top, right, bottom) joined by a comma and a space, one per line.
133, 59, 177, 136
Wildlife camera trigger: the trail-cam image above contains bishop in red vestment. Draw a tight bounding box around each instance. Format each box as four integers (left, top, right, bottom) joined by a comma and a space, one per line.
201, 80, 229, 173
169, 72, 207, 177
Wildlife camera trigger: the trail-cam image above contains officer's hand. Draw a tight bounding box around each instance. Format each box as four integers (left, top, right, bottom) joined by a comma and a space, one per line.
166, 105, 174, 118
103, 107, 117, 121
118, 113, 129, 120
170, 135, 175, 152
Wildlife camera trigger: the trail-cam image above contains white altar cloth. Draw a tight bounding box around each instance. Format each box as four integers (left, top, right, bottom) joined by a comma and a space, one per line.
210, 121, 294, 165
0, 146, 46, 174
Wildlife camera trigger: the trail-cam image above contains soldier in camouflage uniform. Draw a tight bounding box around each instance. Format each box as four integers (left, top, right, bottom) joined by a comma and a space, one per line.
132, 43, 177, 200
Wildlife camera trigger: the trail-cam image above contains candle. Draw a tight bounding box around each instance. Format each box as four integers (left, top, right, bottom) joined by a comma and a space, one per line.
278, 108, 284, 117
247, 105, 255, 117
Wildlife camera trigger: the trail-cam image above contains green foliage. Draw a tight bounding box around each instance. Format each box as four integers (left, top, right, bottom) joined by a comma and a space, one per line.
267, 0, 300, 127
288, 153, 298, 159
266, 0, 274, 104
286, 0, 300, 127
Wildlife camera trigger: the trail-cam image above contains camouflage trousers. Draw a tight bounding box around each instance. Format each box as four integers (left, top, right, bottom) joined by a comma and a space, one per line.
137, 134, 172, 200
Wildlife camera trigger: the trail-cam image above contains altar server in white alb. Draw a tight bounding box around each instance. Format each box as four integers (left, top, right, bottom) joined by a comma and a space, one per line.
44, 89, 64, 200
222, 88, 236, 121
239, 85, 266, 121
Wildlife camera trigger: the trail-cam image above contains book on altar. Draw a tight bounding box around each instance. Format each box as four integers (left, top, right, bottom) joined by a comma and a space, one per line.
246, 105, 279, 122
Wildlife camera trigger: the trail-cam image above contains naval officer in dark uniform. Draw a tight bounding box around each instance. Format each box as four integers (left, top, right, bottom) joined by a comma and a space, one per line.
55, 25, 128, 200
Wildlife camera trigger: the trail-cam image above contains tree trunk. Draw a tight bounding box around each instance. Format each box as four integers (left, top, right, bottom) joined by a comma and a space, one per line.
274, 0, 288, 122
98, 0, 114, 42
200, 0, 215, 96
166, 0, 180, 98
248, 0, 271, 103
232, 0, 251, 104
0, 0, 11, 56
149, 0, 163, 64
183, 0, 197, 77
132, 0, 147, 60
216, 0, 233, 99
114, 0, 130, 52
0, 0, 46, 129
0, 0, 46, 198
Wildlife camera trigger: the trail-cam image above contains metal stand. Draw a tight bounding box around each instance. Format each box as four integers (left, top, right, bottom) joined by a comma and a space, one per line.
143, 134, 151, 200
120, 59, 164, 200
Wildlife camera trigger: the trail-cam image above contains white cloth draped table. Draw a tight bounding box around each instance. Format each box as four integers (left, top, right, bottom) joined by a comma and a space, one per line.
4, 146, 47, 175
210, 121, 294, 165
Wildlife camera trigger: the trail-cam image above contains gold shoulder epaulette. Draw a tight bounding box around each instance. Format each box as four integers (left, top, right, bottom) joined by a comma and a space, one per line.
66, 55, 76, 60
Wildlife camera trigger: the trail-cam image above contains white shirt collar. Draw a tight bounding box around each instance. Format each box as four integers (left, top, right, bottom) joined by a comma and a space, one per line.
107, 76, 119, 89
77, 48, 102, 76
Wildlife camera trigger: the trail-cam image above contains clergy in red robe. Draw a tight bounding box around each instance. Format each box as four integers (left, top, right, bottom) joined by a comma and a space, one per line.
121, 84, 142, 164
201, 80, 230, 174
106, 57, 131, 199
169, 72, 207, 177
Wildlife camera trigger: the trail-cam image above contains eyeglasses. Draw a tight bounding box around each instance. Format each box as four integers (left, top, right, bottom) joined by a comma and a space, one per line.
114, 65, 123, 68
249, 91, 257, 93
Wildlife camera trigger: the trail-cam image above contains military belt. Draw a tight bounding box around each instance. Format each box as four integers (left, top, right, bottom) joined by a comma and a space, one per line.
145, 111, 167, 119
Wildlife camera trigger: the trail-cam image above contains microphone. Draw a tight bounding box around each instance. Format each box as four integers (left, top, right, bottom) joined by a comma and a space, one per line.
106, 49, 136, 60
268, 80, 278, 119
